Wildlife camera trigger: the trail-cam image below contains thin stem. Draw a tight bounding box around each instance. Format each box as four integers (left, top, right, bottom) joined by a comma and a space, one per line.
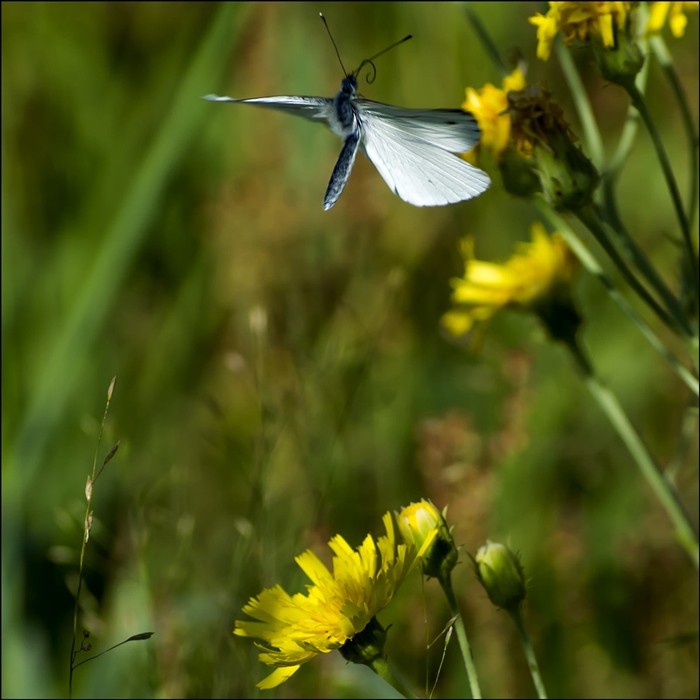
575, 204, 687, 336
69, 377, 116, 698
462, 2, 509, 78
608, 49, 649, 175
649, 34, 699, 230
565, 339, 699, 569
597, 182, 692, 337
368, 657, 419, 699
537, 199, 698, 395
624, 80, 699, 298
539, 201, 689, 355
596, 49, 691, 333
72, 633, 154, 671
509, 606, 548, 699
556, 38, 605, 171
439, 573, 482, 698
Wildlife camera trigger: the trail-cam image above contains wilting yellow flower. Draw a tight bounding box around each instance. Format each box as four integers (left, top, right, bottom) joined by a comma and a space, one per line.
442, 222, 578, 337
506, 85, 599, 208
235, 513, 437, 689
647, 1, 698, 37
529, 2, 635, 60
463, 69, 527, 160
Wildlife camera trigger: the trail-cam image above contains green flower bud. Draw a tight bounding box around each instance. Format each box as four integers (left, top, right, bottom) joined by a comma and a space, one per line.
473, 541, 527, 611
592, 21, 645, 86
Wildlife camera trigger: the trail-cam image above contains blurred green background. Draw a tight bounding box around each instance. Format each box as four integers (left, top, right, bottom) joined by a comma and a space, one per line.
2, 2, 698, 697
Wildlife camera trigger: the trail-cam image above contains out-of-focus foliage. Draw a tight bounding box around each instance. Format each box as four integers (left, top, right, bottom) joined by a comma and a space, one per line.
2, 2, 697, 698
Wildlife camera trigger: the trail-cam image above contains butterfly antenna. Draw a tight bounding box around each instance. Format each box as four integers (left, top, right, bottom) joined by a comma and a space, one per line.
319, 13, 348, 78
354, 34, 413, 84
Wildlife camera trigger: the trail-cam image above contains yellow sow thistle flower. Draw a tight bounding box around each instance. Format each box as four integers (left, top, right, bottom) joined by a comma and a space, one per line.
529, 1, 635, 60
442, 222, 579, 339
647, 1, 699, 37
463, 68, 527, 161
234, 513, 437, 689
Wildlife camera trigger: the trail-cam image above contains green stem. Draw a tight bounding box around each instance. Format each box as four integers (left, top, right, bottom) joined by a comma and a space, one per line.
462, 3, 509, 78
537, 200, 698, 395
565, 338, 699, 569
623, 80, 699, 298
69, 377, 116, 698
608, 48, 649, 175
649, 34, 699, 230
439, 573, 482, 698
556, 38, 605, 171
508, 606, 547, 699
575, 204, 687, 336
597, 180, 692, 337
368, 657, 419, 699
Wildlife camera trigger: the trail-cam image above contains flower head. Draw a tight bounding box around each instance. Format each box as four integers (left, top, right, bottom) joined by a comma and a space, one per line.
463, 69, 527, 161
473, 541, 527, 611
507, 85, 599, 208
529, 2, 635, 61
442, 222, 579, 340
234, 513, 436, 689
647, 1, 698, 37
397, 500, 458, 580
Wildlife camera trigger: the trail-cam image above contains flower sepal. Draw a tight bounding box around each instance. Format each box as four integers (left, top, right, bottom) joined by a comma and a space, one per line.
339, 616, 387, 666
592, 26, 645, 87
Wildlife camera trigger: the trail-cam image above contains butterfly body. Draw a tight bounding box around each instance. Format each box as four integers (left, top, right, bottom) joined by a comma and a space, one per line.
205, 70, 490, 210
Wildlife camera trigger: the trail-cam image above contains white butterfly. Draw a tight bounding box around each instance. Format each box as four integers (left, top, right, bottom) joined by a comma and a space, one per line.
205, 19, 490, 210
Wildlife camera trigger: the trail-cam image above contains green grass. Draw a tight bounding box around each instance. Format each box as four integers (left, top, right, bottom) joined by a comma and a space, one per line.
2, 3, 698, 697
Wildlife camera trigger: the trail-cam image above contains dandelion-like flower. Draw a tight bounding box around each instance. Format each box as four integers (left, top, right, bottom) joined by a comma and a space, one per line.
529, 1, 635, 60
442, 222, 579, 341
463, 68, 527, 161
235, 512, 437, 689
647, 1, 698, 37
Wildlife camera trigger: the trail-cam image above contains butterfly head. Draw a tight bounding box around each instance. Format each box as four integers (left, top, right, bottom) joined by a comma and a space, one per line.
340, 74, 359, 97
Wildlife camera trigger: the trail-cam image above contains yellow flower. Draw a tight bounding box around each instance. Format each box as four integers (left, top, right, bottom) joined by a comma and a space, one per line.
529, 2, 635, 60
647, 1, 698, 37
442, 222, 578, 337
397, 500, 459, 580
234, 513, 437, 689
463, 69, 526, 160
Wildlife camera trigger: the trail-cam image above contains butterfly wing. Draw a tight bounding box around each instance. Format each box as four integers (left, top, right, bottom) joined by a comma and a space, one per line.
204, 94, 334, 124
357, 100, 482, 153
356, 101, 491, 207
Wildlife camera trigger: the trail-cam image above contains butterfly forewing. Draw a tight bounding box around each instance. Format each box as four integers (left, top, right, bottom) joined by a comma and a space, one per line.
356, 101, 482, 153
204, 94, 333, 123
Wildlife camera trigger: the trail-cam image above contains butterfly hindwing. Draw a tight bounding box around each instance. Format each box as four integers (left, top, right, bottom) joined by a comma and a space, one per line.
359, 109, 491, 207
